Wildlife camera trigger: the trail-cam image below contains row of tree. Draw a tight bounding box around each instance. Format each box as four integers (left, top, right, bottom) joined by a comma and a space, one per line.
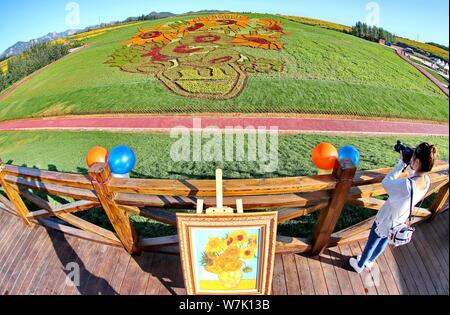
351, 22, 395, 44
0, 43, 69, 92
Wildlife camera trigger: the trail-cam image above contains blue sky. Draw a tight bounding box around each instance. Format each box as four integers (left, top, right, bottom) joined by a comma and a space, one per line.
1, 0, 448, 53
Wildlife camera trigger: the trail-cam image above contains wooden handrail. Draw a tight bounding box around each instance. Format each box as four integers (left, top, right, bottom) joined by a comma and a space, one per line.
1, 158, 448, 257
108, 174, 339, 196
114, 190, 330, 209
2, 160, 447, 198
3, 164, 92, 189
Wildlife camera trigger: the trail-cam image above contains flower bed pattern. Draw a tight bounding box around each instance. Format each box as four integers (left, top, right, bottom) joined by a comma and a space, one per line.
108, 14, 286, 99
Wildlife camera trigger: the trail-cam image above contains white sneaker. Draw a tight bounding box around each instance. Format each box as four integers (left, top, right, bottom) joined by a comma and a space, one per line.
349, 257, 364, 274
357, 255, 375, 270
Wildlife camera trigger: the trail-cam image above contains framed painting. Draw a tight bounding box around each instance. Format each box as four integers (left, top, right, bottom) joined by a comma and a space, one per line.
177, 211, 278, 295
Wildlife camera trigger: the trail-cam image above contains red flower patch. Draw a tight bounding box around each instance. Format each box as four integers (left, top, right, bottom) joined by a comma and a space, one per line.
187, 23, 204, 31
173, 44, 203, 54
195, 34, 221, 43
267, 24, 283, 32
141, 47, 170, 62
217, 19, 238, 25
140, 31, 162, 39
246, 37, 271, 45
209, 56, 233, 64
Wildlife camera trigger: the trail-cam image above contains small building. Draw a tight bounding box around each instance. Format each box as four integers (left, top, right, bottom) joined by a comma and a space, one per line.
378, 39, 386, 45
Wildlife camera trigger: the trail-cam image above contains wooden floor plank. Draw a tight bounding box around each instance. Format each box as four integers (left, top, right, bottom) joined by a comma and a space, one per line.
65, 238, 100, 295
105, 250, 131, 295
92, 247, 124, 295
158, 254, 181, 295
80, 244, 108, 295
307, 256, 328, 295
52, 236, 82, 295
357, 241, 389, 295
8, 229, 49, 295
15, 230, 56, 294
422, 222, 449, 269
84, 243, 112, 295
32, 231, 78, 295
0, 208, 448, 296
41, 233, 81, 295
271, 255, 287, 295
171, 256, 186, 295
389, 246, 420, 294
281, 254, 301, 295
59, 232, 93, 295
0, 226, 33, 292
293, 253, 315, 295
382, 246, 410, 295
145, 253, 165, 295
337, 245, 366, 295
94, 247, 124, 295
0, 217, 24, 272
319, 249, 341, 295
348, 242, 377, 295
416, 223, 449, 281
25, 231, 66, 295
431, 218, 449, 255
404, 240, 438, 295
0, 215, 24, 271
374, 250, 400, 295
411, 229, 448, 294
0, 226, 44, 293
327, 247, 354, 295
130, 253, 154, 295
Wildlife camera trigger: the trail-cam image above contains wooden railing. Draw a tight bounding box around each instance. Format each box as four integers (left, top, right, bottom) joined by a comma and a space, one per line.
0, 159, 448, 256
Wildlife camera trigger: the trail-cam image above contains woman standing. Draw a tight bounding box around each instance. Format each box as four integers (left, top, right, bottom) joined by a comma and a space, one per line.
349, 143, 438, 273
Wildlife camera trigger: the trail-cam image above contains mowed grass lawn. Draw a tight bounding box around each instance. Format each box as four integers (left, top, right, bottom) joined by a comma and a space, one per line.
0, 13, 448, 122
0, 131, 448, 238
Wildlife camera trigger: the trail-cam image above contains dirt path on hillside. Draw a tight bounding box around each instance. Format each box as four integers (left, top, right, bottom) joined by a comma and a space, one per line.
0, 114, 447, 136
394, 47, 449, 97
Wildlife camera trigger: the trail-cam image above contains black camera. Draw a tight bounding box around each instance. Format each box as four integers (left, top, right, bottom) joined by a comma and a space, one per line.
394, 140, 415, 165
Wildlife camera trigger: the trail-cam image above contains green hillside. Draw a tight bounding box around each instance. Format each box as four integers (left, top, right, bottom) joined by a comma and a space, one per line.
0, 13, 448, 122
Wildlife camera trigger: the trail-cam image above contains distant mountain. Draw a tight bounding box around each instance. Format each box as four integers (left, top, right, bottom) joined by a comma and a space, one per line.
1, 30, 79, 59
123, 11, 175, 23
184, 10, 231, 14
1, 10, 230, 59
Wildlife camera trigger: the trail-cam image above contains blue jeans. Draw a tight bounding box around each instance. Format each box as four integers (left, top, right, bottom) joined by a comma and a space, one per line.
358, 222, 389, 268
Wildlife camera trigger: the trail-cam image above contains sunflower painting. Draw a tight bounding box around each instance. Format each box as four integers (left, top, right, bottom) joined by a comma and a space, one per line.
177, 212, 277, 295
193, 228, 262, 292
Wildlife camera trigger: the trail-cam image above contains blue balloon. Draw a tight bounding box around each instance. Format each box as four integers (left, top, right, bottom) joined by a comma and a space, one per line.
108, 145, 136, 175
338, 145, 360, 166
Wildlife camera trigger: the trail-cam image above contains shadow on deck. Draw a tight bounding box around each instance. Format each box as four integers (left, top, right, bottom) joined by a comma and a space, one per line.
0, 209, 448, 295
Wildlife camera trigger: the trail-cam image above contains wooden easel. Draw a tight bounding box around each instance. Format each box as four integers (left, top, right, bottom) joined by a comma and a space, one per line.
196, 169, 244, 214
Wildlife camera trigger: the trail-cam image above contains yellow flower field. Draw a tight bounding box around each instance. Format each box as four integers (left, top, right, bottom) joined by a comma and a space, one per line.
396, 37, 449, 60
282, 15, 352, 33
0, 59, 8, 74
69, 21, 145, 41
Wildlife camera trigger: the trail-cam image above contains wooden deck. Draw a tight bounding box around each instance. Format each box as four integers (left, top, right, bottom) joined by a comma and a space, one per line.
0, 208, 448, 295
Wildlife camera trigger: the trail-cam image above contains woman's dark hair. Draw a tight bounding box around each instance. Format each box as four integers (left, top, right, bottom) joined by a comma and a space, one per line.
414, 143, 438, 172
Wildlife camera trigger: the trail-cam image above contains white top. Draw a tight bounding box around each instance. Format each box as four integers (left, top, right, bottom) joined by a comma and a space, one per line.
375, 160, 430, 238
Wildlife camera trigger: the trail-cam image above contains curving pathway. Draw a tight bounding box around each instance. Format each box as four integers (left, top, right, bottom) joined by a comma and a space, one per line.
0, 114, 448, 136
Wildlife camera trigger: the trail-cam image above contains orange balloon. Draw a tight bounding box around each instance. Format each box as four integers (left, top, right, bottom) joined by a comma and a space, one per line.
86, 147, 108, 167
312, 143, 338, 170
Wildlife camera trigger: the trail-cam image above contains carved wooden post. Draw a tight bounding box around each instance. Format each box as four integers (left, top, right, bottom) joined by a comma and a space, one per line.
0, 159, 32, 225
310, 159, 356, 256
88, 162, 138, 254
429, 182, 449, 222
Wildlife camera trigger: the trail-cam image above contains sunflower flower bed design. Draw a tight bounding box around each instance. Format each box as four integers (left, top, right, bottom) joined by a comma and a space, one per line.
108, 14, 286, 99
